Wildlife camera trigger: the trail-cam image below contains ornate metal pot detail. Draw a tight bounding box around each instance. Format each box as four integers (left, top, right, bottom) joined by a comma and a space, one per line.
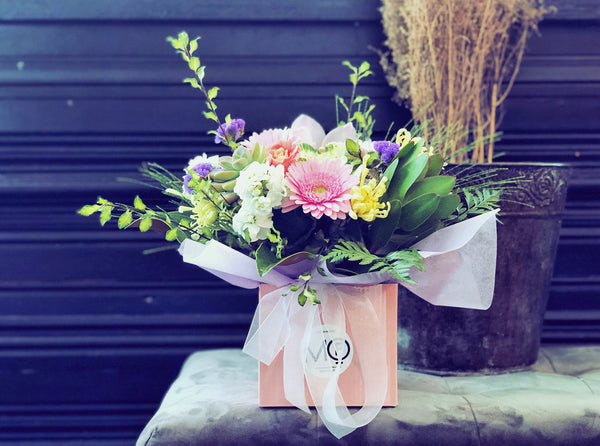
397, 163, 571, 374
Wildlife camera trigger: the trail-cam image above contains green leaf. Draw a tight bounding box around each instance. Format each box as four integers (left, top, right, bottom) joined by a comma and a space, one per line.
77, 204, 100, 216
382, 158, 398, 183
99, 207, 112, 226
139, 217, 152, 232
298, 272, 312, 281
426, 154, 444, 177
255, 243, 315, 277
385, 153, 428, 202
133, 195, 146, 211
188, 57, 200, 72
175, 228, 187, 243
196, 65, 205, 82
368, 200, 402, 253
298, 291, 308, 306
405, 176, 456, 203
165, 227, 178, 241
394, 139, 421, 167
203, 111, 218, 122
166, 35, 184, 50
342, 60, 355, 70
352, 111, 366, 127
305, 285, 320, 305
336, 96, 349, 112
189, 37, 199, 55
177, 31, 189, 47
300, 142, 317, 153
183, 77, 199, 88
398, 193, 440, 231
345, 139, 360, 157
255, 243, 280, 276
117, 210, 133, 229
207, 86, 219, 100
358, 61, 370, 74
436, 193, 461, 218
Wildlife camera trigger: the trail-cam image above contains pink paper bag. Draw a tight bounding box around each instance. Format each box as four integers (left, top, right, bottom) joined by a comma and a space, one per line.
258, 283, 398, 407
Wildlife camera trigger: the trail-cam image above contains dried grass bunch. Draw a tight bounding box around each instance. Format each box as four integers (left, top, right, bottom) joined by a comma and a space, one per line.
380, 0, 554, 163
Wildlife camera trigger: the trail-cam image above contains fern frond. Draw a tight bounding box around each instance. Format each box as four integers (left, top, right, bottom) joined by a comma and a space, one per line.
322, 240, 423, 284
447, 188, 501, 223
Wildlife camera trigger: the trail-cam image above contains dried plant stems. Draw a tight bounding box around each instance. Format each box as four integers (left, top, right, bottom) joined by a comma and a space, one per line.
380, 0, 553, 163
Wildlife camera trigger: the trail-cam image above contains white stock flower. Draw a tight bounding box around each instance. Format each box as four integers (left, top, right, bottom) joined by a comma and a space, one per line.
232, 205, 273, 242
265, 164, 286, 207
235, 162, 286, 207
231, 162, 287, 242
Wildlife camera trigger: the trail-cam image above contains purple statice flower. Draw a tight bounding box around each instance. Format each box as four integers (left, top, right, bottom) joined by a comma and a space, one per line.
215, 118, 245, 144
373, 140, 400, 163
183, 162, 214, 193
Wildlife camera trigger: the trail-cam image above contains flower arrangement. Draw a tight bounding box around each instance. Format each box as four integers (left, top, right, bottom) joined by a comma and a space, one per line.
78, 31, 509, 439
79, 32, 502, 306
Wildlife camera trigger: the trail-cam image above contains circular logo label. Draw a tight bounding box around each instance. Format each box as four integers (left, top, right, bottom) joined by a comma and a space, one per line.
305, 324, 353, 378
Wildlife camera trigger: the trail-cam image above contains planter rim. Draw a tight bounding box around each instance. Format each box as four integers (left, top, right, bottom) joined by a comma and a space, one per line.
448, 162, 570, 168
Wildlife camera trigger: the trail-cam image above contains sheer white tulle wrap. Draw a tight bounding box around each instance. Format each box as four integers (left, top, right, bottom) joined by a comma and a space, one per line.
178, 210, 498, 438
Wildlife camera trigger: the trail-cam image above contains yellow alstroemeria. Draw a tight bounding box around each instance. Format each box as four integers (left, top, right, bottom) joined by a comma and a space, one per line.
349, 159, 391, 222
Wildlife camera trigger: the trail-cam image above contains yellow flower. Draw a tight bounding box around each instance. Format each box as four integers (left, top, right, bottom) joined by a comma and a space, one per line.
395, 128, 433, 155
180, 198, 218, 228
349, 160, 391, 222
395, 128, 412, 147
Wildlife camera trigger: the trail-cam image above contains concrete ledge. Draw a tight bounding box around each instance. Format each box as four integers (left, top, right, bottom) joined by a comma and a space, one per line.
137, 346, 600, 446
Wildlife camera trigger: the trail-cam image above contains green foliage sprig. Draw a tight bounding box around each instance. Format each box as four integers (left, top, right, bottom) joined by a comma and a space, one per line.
78, 196, 203, 243
167, 31, 236, 150
336, 61, 376, 140
446, 189, 502, 224
322, 240, 424, 284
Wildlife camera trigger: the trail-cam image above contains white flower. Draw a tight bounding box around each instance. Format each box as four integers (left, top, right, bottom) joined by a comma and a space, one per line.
291, 114, 357, 150
185, 153, 220, 171
232, 205, 273, 242
265, 164, 286, 207
234, 162, 268, 199
247, 196, 273, 216
231, 162, 287, 242
234, 162, 286, 208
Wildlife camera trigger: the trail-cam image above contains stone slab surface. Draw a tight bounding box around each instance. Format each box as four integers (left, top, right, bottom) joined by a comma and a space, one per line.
137, 346, 600, 446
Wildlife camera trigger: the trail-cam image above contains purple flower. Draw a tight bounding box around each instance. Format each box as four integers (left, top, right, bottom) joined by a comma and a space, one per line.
183, 162, 214, 193
373, 140, 400, 163
215, 118, 245, 144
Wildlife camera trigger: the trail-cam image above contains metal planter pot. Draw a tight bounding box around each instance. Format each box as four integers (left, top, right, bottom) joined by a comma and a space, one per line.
397, 163, 571, 374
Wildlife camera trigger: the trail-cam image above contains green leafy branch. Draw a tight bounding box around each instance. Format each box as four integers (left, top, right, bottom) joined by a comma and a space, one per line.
167, 31, 234, 149
287, 272, 321, 306
336, 61, 376, 140
78, 196, 207, 243
322, 240, 424, 284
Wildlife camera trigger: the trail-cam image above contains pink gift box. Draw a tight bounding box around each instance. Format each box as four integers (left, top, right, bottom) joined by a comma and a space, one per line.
258, 283, 398, 407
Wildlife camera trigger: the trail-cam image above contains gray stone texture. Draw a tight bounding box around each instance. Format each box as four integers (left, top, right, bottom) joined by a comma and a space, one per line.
137, 346, 600, 445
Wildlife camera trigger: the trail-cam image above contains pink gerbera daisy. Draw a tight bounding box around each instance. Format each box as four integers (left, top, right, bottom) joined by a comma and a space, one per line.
281, 158, 359, 219
241, 128, 300, 172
